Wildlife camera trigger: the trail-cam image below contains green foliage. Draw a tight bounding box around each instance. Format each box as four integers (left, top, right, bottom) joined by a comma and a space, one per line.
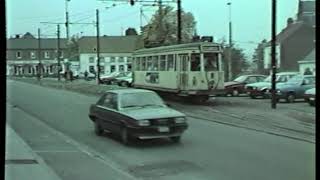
66, 36, 79, 61
142, 6, 197, 47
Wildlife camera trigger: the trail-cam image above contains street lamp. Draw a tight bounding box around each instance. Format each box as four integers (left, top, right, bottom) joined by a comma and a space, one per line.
227, 2, 233, 81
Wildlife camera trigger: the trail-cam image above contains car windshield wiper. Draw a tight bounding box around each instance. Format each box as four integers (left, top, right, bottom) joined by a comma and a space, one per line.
122, 105, 143, 108
141, 104, 164, 107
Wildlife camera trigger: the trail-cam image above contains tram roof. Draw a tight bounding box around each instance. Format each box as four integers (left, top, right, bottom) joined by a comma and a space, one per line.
133, 42, 221, 55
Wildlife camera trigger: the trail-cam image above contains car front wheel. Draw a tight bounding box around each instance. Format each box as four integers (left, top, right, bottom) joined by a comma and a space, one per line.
94, 121, 104, 136
170, 136, 181, 143
286, 93, 295, 103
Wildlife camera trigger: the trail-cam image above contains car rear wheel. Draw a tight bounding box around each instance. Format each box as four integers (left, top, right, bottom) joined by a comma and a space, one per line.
309, 100, 315, 106
170, 136, 181, 143
120, 81, 129, 87
94, 121, 104, 136
120, 127, 129, 145
250, 95, 256, 99
286, 93, 295, 103
232, 89, 239, 96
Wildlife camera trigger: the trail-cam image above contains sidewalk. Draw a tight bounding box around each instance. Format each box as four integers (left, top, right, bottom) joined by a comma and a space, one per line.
5, 125, 62, 180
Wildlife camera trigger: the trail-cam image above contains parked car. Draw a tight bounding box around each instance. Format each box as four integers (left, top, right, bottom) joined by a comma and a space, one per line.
100, 72, 121, 84
79, 71, 95, 80
114, 72, 133, 87
269, 75, 315, 103
224, 74, 267, 96
304, 88, 316, 106
88, 89, 188, 145
245, 72, 299, 99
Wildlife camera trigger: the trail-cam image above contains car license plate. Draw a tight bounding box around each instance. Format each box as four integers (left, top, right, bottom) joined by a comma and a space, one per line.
158, 126, 169, 132
310, 97, 315, 101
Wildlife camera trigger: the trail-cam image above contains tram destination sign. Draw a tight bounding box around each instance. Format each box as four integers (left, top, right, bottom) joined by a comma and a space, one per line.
202, 46, 220, 52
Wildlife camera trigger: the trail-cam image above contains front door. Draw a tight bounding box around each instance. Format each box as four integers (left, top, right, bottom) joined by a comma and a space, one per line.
178, 54, 189, 91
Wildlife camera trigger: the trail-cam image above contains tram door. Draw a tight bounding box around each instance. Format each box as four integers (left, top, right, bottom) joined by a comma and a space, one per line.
178, 54, 189, 91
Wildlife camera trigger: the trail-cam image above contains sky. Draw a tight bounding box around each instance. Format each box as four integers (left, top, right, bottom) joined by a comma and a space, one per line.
6, 0, 300, 59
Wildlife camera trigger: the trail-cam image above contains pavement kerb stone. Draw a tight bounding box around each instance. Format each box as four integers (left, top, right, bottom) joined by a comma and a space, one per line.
9, 77, 126, 96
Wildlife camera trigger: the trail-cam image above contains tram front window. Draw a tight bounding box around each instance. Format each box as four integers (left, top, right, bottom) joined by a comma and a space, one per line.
191, 53, 201, 71
204, 53, 218, 71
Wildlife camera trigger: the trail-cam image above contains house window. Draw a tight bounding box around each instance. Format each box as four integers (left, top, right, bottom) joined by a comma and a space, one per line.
16, 51, 22, 59
89, 66, 95, 73
127, 57, 132, 63
110, 65, 116, 72
110, 57, 116, 63
119, 65, 124, 72
127, 64, 132, 71
30, 51, 36, 59
60, 51, 63, 58
100, 57, 105, 63
118, 57, 124, 62
89, 57, 95, 63
99, 66, 105, 74
44, 51, 50, 59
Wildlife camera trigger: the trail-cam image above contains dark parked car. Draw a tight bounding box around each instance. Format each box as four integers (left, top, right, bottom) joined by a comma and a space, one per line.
269, 75, 315, 103
224, 74, 266, 96
88, 89, 188, 145
304, 88, 315, 106
245, 72, 299, 99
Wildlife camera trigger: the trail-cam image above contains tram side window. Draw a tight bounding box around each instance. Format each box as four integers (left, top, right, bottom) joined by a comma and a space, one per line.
167, 54, 175, 71
141, 57, 146, 71
191, 53, 201, 71
204, 53, 218, 71
152, 56, 159, 71
147, 56, 153, 71
135, 57, 140, 71
159, 55, 166, 71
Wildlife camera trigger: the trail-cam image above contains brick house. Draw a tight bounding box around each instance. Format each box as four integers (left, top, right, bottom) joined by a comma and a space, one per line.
263, 0, 315, 72
6, 32, 68, 76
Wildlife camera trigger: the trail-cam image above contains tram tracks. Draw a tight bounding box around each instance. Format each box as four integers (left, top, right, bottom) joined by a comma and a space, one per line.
164, 98, 315, 144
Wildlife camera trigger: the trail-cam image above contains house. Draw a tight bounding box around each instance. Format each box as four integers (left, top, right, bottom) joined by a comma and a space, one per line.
78, 35, 140, 75
263, 0, 315, 72
298, 48, 315, 75
6, 32, 68, 76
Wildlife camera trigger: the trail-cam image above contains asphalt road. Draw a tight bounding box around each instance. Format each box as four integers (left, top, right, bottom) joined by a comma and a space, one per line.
6, 80, 315, 180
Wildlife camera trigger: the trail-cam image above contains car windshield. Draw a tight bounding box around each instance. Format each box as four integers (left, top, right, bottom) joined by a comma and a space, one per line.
120, 92, 165, 108
233, 76, 247, 82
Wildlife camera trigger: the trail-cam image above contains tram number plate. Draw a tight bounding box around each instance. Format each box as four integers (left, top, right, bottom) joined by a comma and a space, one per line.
158, 126, 169, 132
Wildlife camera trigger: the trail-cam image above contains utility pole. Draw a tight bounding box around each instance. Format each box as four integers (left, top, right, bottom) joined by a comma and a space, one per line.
65, 0, 70, 41
271, 0, 277, 109
227, 2, 233, 81
37, 28, 41, 82
177, 0, 182, 44
57, 24, 61, 81
96, 9, 101, 85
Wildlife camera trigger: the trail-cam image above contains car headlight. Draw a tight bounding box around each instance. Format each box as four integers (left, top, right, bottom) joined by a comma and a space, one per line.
137, 120, 150, 126
174, 117, 186, 123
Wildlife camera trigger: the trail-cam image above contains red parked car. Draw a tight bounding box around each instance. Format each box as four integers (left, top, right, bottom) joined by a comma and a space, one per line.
224, 74, 267, 96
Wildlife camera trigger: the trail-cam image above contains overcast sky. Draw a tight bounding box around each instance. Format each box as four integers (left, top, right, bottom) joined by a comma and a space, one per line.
6, 0, 300, 59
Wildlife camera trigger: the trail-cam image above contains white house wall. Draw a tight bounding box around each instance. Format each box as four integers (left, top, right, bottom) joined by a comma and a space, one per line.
79, 53, 132, 75
298, 61, 315, 75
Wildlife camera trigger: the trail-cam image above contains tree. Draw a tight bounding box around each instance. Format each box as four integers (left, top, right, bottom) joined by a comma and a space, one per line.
125, 28, 138, 36
142, 6, 197, 47
65, 35, 79, 61
252, 39, 268, 74
220, 40, 249, 79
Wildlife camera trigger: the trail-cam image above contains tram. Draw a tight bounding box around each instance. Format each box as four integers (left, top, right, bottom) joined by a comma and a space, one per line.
132, 42, 225, 102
